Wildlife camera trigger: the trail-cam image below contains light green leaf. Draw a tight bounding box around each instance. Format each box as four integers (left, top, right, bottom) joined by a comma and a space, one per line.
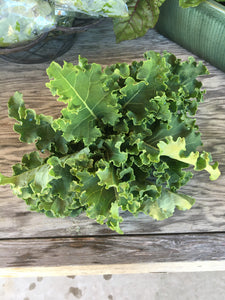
148, 189, 195, 220
0, 160, 52, 195
104, 136, 128, 167
8, 92, 26, 120
106, 201, 123, 234
8, 92, 68, 154
104, 62, 130, 81
77, 171, 123, 233
137, 113, 201, 165
96, 161, 119, 189
120, 51, 169, 123
47, 59, 121, 145
163, 53, 209, 101
158, 136, 221, 180
138, 140, 160, 164
143, 114, 201, 152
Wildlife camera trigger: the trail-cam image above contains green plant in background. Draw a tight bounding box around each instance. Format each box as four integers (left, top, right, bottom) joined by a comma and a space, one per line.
1, 0, 225, 46
0, 51, 220, 233
114, 0, 225, 41
113, 0, 206, 42
0, 0, 55, 46
55, 0, 129, 17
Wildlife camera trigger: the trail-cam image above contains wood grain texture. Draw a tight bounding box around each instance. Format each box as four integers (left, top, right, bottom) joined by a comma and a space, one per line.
0, 19, 225, 270
3, 261, 225, 277
0, 233, 225, 276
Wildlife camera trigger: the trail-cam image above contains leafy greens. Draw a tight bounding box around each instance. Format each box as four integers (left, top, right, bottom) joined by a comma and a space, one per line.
1, 0, 225, 45
0, 51, 220, 233
55, 0, 129, 18
0, 0, 55, 47
113, 0, 207, 42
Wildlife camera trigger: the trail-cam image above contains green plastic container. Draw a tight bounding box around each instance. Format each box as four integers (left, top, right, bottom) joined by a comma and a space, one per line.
156, 0, 225, 72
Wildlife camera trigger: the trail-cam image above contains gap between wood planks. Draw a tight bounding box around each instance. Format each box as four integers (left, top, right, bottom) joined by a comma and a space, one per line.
0, 230, 225, 241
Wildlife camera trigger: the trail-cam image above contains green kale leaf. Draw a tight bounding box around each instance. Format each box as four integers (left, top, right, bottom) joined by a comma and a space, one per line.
46, 59, 121, 145
0, 51, 220, 233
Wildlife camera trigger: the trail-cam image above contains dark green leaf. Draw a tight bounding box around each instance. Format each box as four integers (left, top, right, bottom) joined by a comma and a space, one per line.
113, 0, 166, 42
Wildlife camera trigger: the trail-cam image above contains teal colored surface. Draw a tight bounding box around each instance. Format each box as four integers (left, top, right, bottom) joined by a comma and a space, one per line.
156, 0, 225, 72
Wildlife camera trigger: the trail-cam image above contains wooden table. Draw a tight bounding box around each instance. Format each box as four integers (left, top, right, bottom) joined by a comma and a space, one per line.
0, 20, 225, 277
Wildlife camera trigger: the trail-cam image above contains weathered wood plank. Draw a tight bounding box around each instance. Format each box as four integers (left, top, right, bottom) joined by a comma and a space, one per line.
0, 233, 225, 276
3, 261, 225, 278
0, 20, 225, 238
